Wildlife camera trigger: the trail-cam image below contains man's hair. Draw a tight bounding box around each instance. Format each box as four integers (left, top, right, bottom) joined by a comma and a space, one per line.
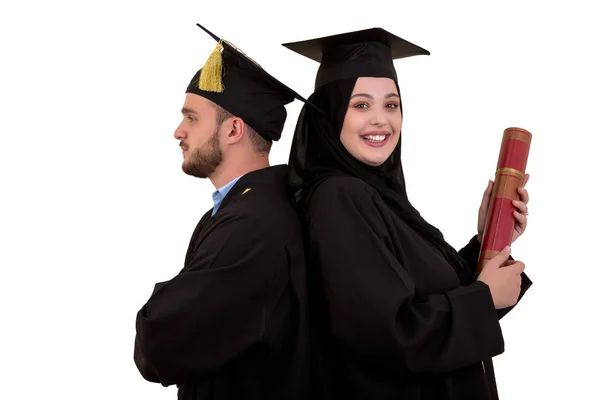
214, 104, 272, 154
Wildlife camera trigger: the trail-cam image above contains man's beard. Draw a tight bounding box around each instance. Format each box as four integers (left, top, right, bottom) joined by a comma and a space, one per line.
182, 129, 222, 178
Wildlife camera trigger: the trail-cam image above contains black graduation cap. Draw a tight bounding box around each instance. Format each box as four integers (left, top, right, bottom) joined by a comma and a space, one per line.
186, 23, 307, 141
282, 27, 430, 90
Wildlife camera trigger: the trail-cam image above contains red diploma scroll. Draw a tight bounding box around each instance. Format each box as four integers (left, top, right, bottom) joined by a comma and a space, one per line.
477, 127, 532, 273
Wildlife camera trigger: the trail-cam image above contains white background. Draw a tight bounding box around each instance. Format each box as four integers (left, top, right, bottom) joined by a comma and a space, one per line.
1, 0, 598, 398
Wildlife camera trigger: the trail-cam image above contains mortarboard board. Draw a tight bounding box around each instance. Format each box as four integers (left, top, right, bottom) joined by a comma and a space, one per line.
186, 23, 307, 141
282, 27, 430, 90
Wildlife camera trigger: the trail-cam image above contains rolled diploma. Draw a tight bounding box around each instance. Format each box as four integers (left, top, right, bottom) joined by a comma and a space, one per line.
477, 127, 532, 274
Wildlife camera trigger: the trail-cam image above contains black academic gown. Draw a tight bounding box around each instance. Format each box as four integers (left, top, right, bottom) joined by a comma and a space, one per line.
303, 175, 532, 400
134, 165, 310, 400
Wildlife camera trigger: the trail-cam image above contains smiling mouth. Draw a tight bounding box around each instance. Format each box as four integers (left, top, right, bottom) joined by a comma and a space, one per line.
359, 131, 392, 148
362, 134, 389, 143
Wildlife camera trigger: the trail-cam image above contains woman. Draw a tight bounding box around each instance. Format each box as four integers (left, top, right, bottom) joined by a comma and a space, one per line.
283, 28, 532, 399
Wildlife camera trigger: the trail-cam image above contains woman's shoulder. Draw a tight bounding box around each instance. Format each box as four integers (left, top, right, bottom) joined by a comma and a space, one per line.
311, 175, 376, 200
304, 175, 388, 233
304, 175, 378, 220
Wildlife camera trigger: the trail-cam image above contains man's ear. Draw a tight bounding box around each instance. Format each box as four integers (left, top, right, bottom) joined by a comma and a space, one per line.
223, 116, 245, 145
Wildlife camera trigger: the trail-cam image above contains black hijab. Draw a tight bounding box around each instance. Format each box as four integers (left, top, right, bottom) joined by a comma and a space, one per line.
288, 77, 470, 273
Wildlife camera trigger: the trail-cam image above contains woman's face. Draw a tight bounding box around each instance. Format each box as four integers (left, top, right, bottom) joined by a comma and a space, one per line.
340, 77, 402, 167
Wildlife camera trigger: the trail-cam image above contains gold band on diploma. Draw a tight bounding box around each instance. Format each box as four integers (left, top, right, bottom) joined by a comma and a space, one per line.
480, 250, 499, 260
491, 171, 522, 201
477, 250, 500, 273
503, 127, 532, 143
495, 168, 524, 180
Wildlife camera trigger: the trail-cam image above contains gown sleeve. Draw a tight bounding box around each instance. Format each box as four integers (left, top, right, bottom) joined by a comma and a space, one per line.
307, 179, 506, 375
133, 213, 281, 386
458, 235, 533, 319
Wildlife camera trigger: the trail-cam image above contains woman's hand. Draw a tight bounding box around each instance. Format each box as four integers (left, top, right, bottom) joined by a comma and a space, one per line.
477, 174, 530, 244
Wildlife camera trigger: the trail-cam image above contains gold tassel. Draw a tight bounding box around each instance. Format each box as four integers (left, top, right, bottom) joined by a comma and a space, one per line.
199, 41, 224, 92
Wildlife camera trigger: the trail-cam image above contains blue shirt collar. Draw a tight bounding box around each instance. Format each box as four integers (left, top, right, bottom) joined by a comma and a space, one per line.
211, 175, 244, 216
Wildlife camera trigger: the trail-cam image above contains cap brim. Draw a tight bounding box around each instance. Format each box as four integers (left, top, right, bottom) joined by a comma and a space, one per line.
282, 27, 430, 63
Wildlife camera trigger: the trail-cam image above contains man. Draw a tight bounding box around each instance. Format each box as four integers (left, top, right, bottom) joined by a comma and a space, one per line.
133, 23, 310, 400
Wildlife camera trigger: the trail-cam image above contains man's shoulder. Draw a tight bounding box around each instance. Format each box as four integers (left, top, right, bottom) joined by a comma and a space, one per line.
234, 188, 300, 229
219, 175, 301, 236
229, 165, 296, 209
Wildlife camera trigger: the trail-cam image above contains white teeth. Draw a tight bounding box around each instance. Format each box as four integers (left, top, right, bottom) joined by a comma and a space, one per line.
363, 135, 387, 142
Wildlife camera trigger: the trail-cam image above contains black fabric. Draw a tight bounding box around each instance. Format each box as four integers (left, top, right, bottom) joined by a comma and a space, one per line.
134, 165, 311, 400
288, 78, 472, 279
302, 175, 506, 399
186, 23, 307, 141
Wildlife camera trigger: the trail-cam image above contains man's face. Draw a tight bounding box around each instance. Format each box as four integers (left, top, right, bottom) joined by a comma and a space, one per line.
174, 93, 223, 178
